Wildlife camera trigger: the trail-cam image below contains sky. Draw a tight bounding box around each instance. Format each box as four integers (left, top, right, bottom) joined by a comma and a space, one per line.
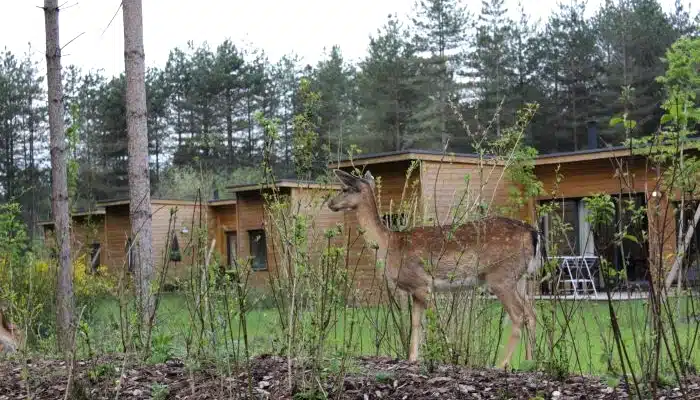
0, 0, 686, 79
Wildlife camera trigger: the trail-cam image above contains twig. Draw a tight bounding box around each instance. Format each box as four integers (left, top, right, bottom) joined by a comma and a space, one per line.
61, 32, 85, 50
101, 1, 123, 37
63, 305, 86, 400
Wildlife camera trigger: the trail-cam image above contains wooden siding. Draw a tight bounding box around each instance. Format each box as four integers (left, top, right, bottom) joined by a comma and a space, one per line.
534, 157, 652, 199
43, 214, 105, 267
76, 202, 207, 281
420, 160, 512, 226
102, 204, 131, 274
150, 202, 206, 280
235, 190, 284, 286
208, 204, 237, 267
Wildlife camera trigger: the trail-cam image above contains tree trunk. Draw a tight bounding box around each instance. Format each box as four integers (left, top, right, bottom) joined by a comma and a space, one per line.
123, 0, 155, 326
665, 202, 700, 291
43, 0, 74, 353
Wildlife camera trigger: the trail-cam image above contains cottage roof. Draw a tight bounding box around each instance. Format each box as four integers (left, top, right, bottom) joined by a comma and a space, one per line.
226, 179, 342, 193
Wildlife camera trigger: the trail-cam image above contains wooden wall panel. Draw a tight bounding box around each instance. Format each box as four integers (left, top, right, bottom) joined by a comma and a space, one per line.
208, 204, 237, 266
42, 215, 105, 268
534, 157, 653, 200
235, 190, 285, 286
421, 161, 512, 225
103, 205, 131, 274
150, 202, 206, 280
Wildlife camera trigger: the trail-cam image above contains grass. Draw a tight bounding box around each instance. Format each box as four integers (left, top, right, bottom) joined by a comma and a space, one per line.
76, 292, 700, 377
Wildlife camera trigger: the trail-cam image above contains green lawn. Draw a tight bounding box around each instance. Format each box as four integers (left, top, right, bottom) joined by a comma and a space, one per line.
80, 292, 700, 377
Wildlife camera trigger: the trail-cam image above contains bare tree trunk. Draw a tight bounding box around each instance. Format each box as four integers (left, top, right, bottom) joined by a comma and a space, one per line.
665, 202, 700, 291
123, 0, 155, 326
43, 0, 74, 352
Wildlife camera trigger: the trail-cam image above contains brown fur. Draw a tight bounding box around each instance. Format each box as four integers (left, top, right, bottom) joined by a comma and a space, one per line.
328, 169, 542, 368
0, 308, 20, 354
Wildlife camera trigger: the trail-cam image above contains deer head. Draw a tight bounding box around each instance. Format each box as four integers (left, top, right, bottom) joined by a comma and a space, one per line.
328, 169, 376, 212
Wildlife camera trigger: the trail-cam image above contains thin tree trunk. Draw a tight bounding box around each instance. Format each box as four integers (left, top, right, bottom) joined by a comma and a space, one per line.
123, 0, 155, 327
666, 201, 700, 291
43, 0, 74, 353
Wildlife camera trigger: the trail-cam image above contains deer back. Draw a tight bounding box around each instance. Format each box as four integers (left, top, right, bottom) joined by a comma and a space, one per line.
385, 216, 537, 292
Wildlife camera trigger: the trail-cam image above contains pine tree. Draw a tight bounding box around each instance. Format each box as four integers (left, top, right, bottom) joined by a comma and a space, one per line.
311, 46, 357, 163
467, 0, 515, 136
357, 14, 421, 152
43, 0, 75, 354
594, 0, 678, 143
123, 0, 156, 330
539, 0, 603, 151
411, 0, 470, 148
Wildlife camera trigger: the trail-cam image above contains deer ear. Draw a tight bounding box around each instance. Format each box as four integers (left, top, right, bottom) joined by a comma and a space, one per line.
333, 169, 358, 188
363, 170, 376, 190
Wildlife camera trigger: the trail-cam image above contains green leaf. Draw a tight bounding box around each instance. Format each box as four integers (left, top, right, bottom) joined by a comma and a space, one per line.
623, 234, 639, 244
609, 116, 624, 127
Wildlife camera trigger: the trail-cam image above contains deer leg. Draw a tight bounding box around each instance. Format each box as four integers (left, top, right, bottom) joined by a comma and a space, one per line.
517, 276, 536, 360
408, 293, 427, 362
492, 283, 524, 369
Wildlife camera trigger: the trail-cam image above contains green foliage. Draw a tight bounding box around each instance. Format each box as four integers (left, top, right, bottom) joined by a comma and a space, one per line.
149, 332, 175, 364
0, 202, 116, 353
292, 77, 323, 179
151, 383, 170, 400
584, 194, 616, 227
154, 165, 263, 200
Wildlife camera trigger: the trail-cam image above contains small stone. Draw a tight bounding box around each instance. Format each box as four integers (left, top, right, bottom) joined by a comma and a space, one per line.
133, 389, 143, 396
458, 384, 476, 393
428, 376, 452, 385
552, 390, 561, 397
258, 380, 271, 389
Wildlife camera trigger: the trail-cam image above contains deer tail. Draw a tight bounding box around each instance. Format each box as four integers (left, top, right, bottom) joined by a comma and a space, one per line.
527, 228, 547, 275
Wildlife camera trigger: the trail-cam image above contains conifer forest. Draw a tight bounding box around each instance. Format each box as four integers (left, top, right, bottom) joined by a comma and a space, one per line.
0, 0, 696, 234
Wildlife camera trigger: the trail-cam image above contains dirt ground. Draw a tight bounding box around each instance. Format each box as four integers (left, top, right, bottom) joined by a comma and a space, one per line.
0, 354, 698, 399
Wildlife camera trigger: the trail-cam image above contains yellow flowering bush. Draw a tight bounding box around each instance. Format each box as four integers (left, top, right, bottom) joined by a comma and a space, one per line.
71, 254, 117, 300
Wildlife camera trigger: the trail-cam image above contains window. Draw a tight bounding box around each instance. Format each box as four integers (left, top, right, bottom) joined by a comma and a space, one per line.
539, 198, 588, 256
126, 237, 135, 273
382, 213, 408, 231
226, 232, 237, 267
170, 234, 181, 262
540, 194, 649, 283
248, 229, 267, 271
90, 241, 101, 273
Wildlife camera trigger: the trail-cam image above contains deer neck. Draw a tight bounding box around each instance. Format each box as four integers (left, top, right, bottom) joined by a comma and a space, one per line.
355, 195, 391, 252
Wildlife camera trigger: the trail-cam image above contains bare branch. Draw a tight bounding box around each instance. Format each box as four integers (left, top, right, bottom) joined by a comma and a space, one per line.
101, 1, 124, 38
61, 32, 84, 50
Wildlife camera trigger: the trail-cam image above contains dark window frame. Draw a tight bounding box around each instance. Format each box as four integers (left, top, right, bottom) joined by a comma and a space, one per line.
169, 233, 182, 262
248, 229, 268, 271
90, 241, 101, 273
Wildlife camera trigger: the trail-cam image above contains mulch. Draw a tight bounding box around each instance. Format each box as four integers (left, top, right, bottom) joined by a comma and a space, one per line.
0, 354, 698, 399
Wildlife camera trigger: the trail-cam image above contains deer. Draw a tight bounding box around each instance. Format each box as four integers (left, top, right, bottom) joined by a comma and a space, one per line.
0, 305, 21, 354
328, 169, 545, 368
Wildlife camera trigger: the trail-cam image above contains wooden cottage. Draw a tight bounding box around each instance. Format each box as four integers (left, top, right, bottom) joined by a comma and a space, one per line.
39, 145, 700, 297
40, 198, 207, 280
